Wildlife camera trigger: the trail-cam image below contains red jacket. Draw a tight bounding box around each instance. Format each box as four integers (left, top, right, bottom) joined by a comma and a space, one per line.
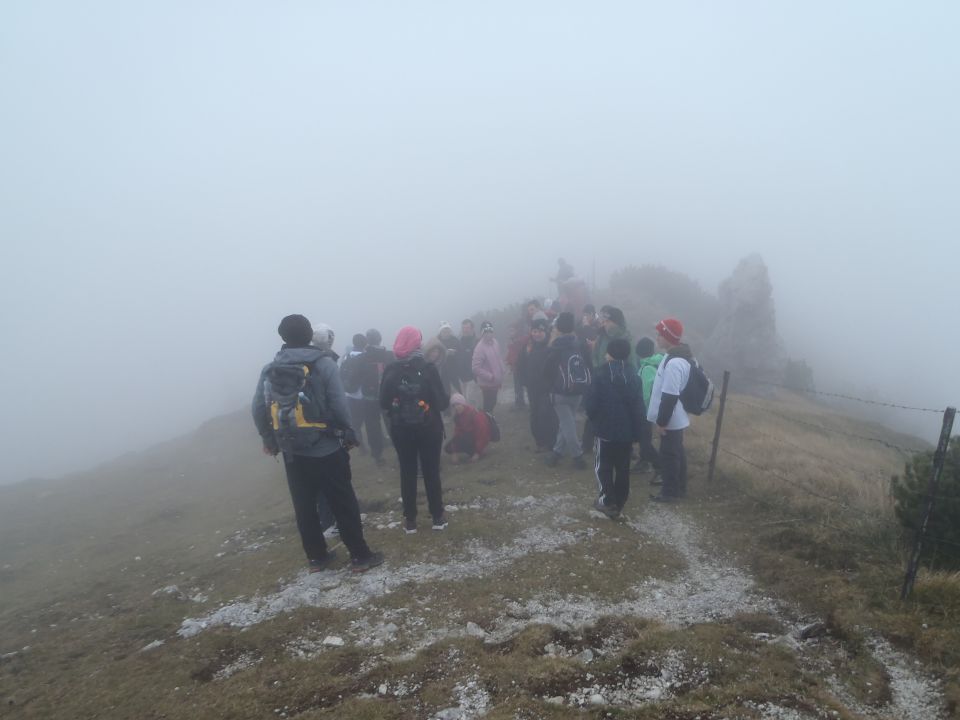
451, 405, 492, 454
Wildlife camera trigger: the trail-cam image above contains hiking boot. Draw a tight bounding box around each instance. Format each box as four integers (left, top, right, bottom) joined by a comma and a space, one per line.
572, 455, 587, 470
308, 550, 337, 573
545, 451, 561, 468
631, 460, 653, 474
649, 474, 663, 486
432, 514, 449, 531
323, 524, 340, 539
404, 518, 418, 534
350, 551, 385, 573
649, 493, 677, 503
593, 497, 620, 519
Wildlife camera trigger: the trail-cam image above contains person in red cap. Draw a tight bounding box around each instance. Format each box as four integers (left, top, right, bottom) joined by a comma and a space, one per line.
647, 317, 693, 501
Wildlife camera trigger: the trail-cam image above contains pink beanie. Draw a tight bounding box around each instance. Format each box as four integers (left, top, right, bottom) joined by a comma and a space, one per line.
393, 326, 423, 359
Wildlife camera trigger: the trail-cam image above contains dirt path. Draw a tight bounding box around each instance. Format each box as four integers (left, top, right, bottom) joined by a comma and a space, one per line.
175, 492, 945, 719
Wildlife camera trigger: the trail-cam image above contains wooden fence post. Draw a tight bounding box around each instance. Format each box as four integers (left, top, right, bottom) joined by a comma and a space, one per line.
901, 406, 957, 600
707, 370, 731, 483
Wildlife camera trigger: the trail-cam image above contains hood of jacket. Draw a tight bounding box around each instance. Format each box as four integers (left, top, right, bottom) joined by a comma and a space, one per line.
275, 346, 338, 365
603, 359, 629, 386
666, 343, 693, 362
423, 336, 447, 366
638, 353, 664, 371
551, 333, 579, 350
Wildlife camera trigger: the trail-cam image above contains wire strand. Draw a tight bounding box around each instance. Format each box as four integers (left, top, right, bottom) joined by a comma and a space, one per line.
725, 398, 927, 455
734, 377, 946, 413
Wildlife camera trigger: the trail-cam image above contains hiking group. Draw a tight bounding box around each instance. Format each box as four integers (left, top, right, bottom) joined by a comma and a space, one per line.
252, 297, 711, 574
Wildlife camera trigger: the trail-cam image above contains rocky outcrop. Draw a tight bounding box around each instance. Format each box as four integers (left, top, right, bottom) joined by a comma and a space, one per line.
702, 254, 783, 383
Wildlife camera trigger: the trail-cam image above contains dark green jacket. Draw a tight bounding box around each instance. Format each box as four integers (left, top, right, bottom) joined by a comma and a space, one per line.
593, 325, 636, 368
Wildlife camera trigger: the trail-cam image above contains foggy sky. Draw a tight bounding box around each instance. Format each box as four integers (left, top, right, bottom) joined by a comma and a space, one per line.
1, 1, 958, 485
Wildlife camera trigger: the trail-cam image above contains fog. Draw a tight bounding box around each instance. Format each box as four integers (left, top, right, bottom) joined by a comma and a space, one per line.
1, 2, 958, 485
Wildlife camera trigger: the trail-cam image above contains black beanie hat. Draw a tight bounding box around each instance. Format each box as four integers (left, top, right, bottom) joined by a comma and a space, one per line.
600, 305, 626, 328
366, 328, 382, 346
635, 336, 655, 359
278, 314, 313, 347
531, 317, 550, 333
607, 337, 630, 361
352, 333, 368, 350
556, 311, 575, 334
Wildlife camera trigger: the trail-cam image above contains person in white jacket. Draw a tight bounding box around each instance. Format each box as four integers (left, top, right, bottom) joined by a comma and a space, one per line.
646, 317, 692, 501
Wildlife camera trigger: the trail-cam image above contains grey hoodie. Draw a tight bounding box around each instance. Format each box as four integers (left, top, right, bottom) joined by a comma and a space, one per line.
252, 346, 354, 458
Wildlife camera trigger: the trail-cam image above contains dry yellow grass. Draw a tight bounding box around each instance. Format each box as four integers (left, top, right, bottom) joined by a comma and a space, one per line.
710, 389, 925, 520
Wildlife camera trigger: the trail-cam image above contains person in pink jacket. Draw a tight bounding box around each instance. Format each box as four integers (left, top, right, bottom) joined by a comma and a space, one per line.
471, 321, 506, 413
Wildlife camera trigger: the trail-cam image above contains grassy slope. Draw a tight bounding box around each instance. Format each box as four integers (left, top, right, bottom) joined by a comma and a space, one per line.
0, 391, 955, 719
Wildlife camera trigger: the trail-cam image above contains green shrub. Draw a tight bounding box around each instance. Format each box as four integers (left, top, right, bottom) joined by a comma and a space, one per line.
892, 442, 960, 569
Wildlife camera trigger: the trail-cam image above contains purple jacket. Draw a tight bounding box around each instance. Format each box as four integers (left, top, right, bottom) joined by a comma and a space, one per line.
472, 337, 506, 388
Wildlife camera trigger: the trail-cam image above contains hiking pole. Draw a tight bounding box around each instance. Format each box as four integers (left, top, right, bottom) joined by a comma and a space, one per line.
900, 406, 956, 600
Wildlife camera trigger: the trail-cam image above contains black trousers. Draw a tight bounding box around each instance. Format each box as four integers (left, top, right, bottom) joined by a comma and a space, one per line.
513, 372, 526, 405
637, 417, 661, 468
659, 429, 688, 497
481, 387, 499, 413
347, 397, 386, 460
284, 450, 372, 562
529, 391, 558, 449
390, 423, 445, 521
581, 417, 595, 453
594, 439, 632, 509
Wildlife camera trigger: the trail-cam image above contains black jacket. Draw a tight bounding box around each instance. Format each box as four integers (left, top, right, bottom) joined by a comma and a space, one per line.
543, 333, 593, 396
357, 345, 394, 399
584, 359, 643, 442
379, 356, 449, 431
516, 337, 553, 398
458, 335, 478, 382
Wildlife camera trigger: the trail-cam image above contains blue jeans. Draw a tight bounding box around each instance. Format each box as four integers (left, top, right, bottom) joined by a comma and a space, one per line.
551, 393, 583, 458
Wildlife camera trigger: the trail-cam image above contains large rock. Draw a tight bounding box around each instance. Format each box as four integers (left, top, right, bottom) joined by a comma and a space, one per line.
702, 254, 783, 383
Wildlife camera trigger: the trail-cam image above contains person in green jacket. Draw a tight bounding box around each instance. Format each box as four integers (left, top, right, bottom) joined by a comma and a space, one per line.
633, 336, 663, 477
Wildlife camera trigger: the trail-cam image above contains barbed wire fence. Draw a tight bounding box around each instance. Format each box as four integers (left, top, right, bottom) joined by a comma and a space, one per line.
702, 370, 957, 601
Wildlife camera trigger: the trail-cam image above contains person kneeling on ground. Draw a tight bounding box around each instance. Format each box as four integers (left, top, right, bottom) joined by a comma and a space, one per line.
444, 393, 496, 464
584, 337, 643, 519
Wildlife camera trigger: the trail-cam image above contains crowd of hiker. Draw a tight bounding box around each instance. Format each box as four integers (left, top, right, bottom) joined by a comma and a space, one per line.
252, 282, 712, 574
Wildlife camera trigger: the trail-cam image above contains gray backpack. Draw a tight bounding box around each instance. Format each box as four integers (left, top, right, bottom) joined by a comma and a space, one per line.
264, 357, 334, 455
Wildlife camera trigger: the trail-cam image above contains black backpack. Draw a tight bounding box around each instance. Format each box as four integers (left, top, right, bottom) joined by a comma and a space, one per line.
263, 358, 334, 454
339, 354, 362, 394
664, 356, 715, 416
388, 360, 432, 427
553, 344, 592, 395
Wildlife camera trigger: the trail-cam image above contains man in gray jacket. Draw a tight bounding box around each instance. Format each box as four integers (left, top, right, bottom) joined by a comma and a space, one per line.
253, 314, 383, 573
